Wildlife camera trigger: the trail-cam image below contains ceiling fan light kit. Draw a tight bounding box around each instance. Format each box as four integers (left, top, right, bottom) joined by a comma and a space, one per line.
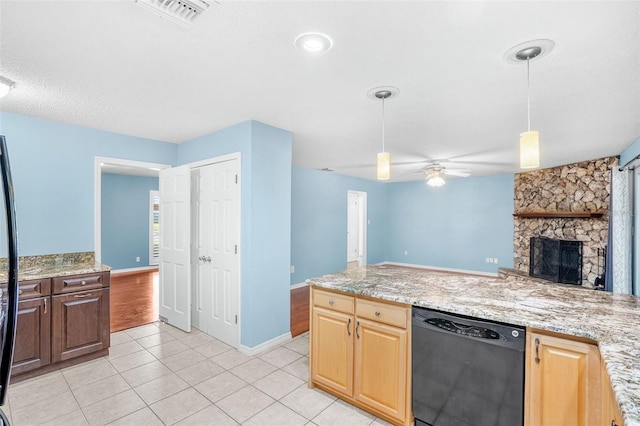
506, 39, 554, 170
426, 175, 446, 187
0, 76, 15, 99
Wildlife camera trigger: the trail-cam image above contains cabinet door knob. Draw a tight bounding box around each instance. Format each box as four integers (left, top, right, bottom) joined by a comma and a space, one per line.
534, 338, 541, 364
18, 289, 22, 295
374, 311, 380, 317
81, 280, 87, 285
328, 300, 334, 306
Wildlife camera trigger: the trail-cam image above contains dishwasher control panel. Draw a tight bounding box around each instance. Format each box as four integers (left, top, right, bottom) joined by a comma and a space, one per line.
426, 317, 502, 339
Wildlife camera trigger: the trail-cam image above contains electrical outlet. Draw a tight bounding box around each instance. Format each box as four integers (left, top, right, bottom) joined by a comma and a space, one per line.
136, 256, 140, 262
493, 258, 499, 264
290, 265, 295, 274
485, 257, 491, 263
404, 250, 408, 256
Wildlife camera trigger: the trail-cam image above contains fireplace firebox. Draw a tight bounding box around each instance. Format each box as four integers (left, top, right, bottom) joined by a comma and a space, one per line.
529, 237, 583, 285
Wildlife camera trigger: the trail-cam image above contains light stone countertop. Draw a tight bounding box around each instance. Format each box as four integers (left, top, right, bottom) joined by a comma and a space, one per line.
306, 264, 640, 426
16, 262, 111, 281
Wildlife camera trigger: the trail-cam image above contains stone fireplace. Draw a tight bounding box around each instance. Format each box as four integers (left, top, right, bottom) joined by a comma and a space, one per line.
513, 157, 616, 287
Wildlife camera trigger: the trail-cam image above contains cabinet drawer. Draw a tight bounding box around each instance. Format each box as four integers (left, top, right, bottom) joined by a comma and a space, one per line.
18, 278, 52, 299
356, 299, 407, 329
53, 272, 110, 294
313, 289, 354, 314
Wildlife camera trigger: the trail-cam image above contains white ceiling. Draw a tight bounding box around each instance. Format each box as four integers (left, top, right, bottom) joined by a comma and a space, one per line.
1, 1, 639, 182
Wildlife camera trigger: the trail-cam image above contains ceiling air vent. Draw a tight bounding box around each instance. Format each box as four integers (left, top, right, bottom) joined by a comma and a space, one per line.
136, 0, 212, 26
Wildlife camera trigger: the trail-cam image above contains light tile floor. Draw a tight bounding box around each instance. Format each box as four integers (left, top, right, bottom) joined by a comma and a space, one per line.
2, 322, 390, 426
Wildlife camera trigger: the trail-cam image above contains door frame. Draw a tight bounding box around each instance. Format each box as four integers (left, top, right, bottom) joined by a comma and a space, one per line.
94, 156, 171, 264
187, 152, 242, 347
347, 190, 367, 266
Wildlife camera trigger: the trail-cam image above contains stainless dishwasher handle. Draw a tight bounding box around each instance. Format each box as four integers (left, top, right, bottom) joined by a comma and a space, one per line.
534, 338, 540, 364
347, 318, 351, 336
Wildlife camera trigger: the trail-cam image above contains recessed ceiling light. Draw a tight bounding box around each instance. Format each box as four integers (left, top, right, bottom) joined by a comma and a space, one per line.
294, 32, 333, 53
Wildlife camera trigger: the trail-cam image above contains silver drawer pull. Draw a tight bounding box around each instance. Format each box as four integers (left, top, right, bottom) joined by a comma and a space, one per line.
74, 293, 91, 298
81, 280, 87, 285
374, 311, 381, 317
329, 300, 334, 306
18, 289, 22, 295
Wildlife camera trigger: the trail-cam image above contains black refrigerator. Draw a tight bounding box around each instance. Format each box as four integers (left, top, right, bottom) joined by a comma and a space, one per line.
0, 135, 19, 425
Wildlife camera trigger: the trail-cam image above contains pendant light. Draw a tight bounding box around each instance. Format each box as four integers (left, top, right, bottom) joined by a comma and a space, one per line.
376, 90, 392, 180
505, 39, 554, 170
518, 46, 541, 169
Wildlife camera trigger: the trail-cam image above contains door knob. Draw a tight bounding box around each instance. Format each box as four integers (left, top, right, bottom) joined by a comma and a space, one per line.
206, 256, 211, 263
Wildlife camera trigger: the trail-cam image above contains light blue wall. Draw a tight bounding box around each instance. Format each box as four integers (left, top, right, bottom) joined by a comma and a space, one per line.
101, 173, 158, 269
290, 167, 387, 284
620, 136, 640, 166
177, 120, 292, 348
0, 112, 176, 256
386, 174, 515, 273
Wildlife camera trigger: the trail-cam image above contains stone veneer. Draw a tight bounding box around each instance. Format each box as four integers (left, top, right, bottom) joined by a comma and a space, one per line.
514, 157, 617, 287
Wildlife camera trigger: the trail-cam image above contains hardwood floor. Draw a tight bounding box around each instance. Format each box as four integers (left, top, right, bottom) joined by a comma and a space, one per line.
111, 273, 309, 336
110, 268, 158, 333
290, 285, 310, 337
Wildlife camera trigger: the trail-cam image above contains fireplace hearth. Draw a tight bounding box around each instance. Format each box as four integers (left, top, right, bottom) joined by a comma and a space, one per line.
529, 237, 583, 285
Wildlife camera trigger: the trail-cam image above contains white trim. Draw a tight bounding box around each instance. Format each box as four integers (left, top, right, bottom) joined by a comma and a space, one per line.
111, 266, 159, 275
188, 152, 241, 170
381, 261, 499, 278
94, 156, 171, 263
239, 331, 292, 356
347, 190, 368, 267
290, 282, 309, 290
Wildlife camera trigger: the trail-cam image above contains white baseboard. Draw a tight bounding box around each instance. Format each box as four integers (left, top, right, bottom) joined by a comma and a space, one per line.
290, 282, 309, 290
111, 266, 159, 275
381, 261, 499, 278
239, 331, 292, 356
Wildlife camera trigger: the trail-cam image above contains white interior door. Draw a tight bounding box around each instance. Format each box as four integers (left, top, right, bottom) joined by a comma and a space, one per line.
347, 192, 360, 263
192, 159, 240, 347
159, 165, 191, 332
347, 190, 367, 266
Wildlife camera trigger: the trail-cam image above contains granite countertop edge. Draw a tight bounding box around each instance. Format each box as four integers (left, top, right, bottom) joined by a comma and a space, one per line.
306, 265, 640, 426
15, 263, 112, 282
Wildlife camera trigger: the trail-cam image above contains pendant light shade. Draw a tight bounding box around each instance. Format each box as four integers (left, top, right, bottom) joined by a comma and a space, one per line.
377, 152, 390, 180
520, 130, 539, 169
426, 175, 445, 187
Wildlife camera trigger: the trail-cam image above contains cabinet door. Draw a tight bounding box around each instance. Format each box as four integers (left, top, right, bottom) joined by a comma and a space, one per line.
526, 332, 601, 426
354, 317, 407, 421
311, 306, 354, 397
12, 298, 51, 375
52, 289, 110, 363
602, 362, 624, 426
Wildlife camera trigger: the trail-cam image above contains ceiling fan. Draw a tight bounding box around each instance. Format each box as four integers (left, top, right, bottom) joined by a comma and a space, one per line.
412, 162, 471, 187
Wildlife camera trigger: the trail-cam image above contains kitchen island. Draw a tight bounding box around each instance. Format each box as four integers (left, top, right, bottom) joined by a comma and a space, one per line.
307, 264, 640, 426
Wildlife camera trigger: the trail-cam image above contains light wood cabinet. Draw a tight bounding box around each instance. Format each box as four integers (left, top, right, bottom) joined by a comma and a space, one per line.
525, 331, 602, 426
602, 359, 624, 426
310, 287, 412, 426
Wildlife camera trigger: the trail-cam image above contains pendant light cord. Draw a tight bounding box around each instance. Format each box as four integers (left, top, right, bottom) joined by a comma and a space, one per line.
527, 57, 531, 132
382, 96, 386, 152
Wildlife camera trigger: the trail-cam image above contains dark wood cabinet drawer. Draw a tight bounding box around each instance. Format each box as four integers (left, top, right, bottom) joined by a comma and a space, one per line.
13, 297, 51, 375
52, 288, 110, 363
18, 278, 52, 300
53, 272, 110, 295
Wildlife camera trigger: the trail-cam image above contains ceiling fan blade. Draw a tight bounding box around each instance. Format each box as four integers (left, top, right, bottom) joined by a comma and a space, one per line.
443, 169, 471, 177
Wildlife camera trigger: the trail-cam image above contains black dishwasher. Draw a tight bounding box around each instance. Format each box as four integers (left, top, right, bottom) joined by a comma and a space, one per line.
412, 306, 526, 426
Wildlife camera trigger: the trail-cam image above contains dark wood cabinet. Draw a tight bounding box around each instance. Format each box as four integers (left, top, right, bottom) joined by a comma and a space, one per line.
52, 288, 110, 363
11, 272, 110, 377
12, 297, 51, 375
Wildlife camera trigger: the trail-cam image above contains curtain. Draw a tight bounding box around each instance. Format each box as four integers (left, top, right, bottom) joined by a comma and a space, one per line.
607, 166, 632, 294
